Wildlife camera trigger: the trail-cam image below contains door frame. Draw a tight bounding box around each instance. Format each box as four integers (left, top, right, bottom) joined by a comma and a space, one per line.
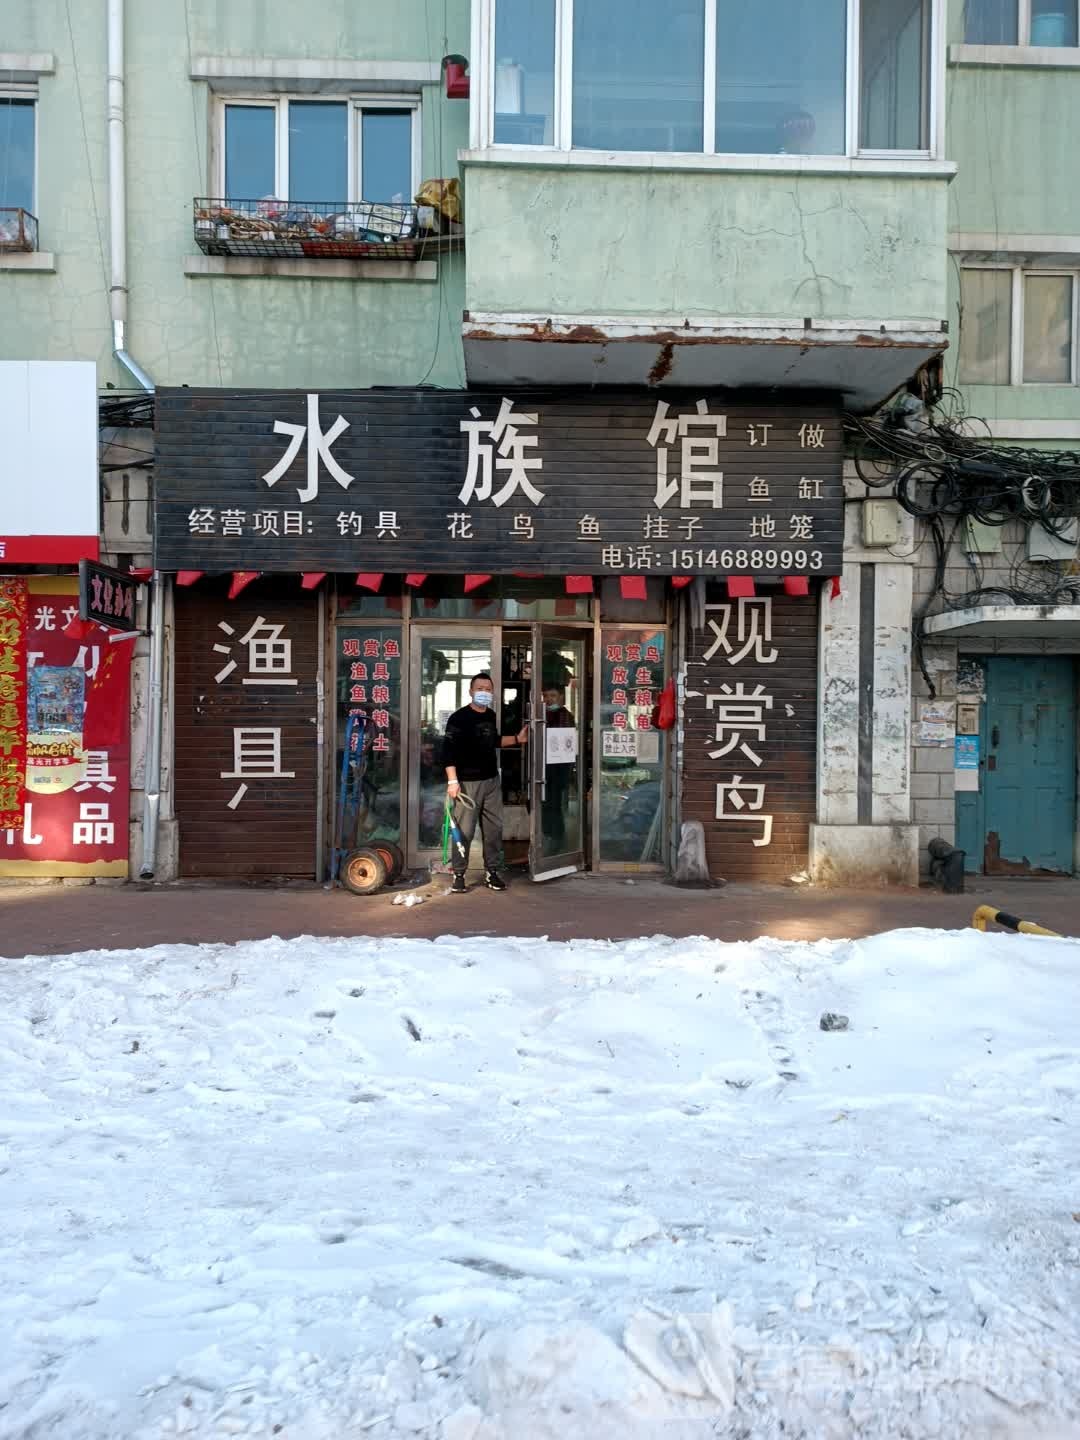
957, 654, 1077, 877
405, 622, 502, 867
527, 621, 590, 881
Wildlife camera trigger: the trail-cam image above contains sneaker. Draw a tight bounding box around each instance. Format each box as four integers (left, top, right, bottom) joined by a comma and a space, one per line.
485, 870, 506, 892
450, 874, 467, 894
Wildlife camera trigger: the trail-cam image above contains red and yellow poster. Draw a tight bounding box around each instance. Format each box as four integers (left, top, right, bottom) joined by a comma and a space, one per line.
0, 576, 28, 829
0, 577, 132, 878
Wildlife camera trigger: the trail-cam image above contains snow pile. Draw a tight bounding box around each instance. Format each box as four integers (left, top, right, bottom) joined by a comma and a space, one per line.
2, 927, 1080, 1439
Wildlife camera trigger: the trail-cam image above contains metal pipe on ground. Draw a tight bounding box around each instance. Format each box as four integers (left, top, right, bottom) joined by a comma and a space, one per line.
972, 905, 1061, 938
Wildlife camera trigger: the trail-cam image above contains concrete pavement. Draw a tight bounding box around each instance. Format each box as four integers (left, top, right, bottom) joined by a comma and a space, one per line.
1, 872, 1077, 957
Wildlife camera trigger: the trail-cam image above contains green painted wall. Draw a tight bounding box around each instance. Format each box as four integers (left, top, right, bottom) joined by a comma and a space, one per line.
464, 164, 948, 323
947, 63, 1080, 238
1, 1, 469, 388
945, 0, 1080, 431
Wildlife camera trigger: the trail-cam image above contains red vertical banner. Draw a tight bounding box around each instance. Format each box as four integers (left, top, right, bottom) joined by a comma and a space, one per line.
0, 577, 29, 830
0, 577, 132, 878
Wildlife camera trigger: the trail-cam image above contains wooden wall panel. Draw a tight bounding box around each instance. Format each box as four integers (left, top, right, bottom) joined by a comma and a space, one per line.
174, 578, 319, 879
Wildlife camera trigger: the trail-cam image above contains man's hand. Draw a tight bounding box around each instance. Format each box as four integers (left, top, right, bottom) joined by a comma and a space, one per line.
447, 779, 461, 798
517, 726, 529, 746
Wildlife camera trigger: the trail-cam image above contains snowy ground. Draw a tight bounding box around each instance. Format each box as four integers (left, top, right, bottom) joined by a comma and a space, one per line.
3, 927, 1080, 1440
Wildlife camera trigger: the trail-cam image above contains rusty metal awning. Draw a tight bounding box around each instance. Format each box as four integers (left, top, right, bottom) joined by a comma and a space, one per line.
462, 314, 947, 412
924, 604, 1080, 641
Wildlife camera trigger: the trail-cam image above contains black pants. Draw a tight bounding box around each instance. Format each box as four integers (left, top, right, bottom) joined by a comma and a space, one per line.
452, 777, 503, 875
542, 779, 569, 853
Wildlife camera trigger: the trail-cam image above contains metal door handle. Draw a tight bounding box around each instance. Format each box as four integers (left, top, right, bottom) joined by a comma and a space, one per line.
991, 725, 1000, 748
532, 716, 547, 800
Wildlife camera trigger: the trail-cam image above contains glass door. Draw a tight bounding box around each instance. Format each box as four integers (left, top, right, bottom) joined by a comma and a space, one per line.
408, 628, 498, 864
527, 625, 588, 881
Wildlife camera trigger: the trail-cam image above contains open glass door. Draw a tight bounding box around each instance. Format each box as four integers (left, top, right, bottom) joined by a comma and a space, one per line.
528, 625, 588, 881
408, 628, 498, 866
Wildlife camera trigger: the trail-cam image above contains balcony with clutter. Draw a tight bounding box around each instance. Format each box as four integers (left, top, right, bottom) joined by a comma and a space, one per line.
0, 208, 38, 253
193, 184, 463, 265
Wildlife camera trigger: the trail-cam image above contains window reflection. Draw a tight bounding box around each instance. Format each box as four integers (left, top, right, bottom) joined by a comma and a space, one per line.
225, 105, 275, 200
572, 0, 705, 152
0, 99, 35, 213
1024, 275, 1073, 384
495, 0, 556, 144
598, 628, 666, 864
715, 2, 846, 156
860, 0, 930, 151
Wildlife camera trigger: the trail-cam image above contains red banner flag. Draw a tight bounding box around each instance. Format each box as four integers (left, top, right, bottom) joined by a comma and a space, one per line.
228, 571, 261, 600
0, 577, 28, 830
83, 637, 136, 750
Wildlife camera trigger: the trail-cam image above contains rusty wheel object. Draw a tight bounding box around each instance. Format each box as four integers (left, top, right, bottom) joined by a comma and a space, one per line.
371, 840, 405, 883
341, 846, 388, 896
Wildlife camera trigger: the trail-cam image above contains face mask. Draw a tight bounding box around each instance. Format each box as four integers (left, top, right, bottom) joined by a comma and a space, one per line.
545, 702, 559, 711
472, 690, 494, 708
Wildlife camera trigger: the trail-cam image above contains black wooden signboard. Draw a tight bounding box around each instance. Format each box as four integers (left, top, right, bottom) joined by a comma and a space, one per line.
681, 588, 819, 882
78, 559, 140, 630
154, 388, 844, 577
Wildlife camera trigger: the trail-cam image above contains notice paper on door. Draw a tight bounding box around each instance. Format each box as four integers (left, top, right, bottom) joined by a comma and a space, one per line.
546, 727, 578, 765
602, 729, 636, 759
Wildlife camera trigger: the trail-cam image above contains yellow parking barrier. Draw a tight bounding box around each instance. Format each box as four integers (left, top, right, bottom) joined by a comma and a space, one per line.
972, 904, 1060, 938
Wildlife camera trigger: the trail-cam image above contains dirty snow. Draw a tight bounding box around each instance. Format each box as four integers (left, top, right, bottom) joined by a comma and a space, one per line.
2, 927, 1080, 1439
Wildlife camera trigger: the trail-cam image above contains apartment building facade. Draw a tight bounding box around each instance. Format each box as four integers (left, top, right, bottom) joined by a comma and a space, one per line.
1, 0, 1076, 885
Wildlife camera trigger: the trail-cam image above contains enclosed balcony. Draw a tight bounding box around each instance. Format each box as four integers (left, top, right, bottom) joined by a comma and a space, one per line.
462, 0, 953, 410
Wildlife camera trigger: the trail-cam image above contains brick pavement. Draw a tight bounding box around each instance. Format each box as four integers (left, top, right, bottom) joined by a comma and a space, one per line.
0, 872, 1077, 958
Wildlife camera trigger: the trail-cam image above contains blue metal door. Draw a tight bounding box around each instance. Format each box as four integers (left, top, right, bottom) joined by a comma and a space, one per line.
980, 656, 1076, 875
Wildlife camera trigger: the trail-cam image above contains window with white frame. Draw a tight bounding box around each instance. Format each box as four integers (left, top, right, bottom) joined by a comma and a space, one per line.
221, 97, 419, 204
0, 94, 36, 214
486, 0, 937, 157
964, 0, 1078, 46
959, 266, 1077, 385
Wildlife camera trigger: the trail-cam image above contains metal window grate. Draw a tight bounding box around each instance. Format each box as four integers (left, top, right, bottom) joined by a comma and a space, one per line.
0, 208, 38, 253
193, 198, 463, 261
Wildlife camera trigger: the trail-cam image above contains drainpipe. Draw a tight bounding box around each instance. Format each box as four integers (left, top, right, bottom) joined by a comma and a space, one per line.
107, 0, 153, 393
139, 571, 167, 878
107, 0, 165, 875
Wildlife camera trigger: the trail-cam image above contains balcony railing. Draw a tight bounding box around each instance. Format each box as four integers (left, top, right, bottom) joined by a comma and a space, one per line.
193, 198, 463, 261
0, 208, 39, 253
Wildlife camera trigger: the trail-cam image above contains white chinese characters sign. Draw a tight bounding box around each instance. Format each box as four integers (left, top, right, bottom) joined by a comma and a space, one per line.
681, 592, 818, 882
156, 390, 844, 577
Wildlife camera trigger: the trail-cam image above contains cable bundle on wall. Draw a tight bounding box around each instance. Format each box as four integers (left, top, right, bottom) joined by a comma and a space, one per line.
844, 392, 1080, 697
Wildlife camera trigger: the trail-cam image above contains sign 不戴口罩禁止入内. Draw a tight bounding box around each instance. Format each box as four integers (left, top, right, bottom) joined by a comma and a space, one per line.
153, 388, 844, 578
602, 729, 637, 759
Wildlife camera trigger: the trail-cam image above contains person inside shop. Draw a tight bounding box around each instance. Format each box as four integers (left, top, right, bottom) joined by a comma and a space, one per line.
443, 673, 528, 893
541, 683, 575, 854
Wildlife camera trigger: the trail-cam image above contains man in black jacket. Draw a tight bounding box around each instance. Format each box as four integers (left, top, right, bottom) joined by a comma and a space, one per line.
443, 673, 527, 893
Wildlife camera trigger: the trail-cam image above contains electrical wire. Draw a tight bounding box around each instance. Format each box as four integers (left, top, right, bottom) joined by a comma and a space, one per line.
845, 396, 1080, 696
